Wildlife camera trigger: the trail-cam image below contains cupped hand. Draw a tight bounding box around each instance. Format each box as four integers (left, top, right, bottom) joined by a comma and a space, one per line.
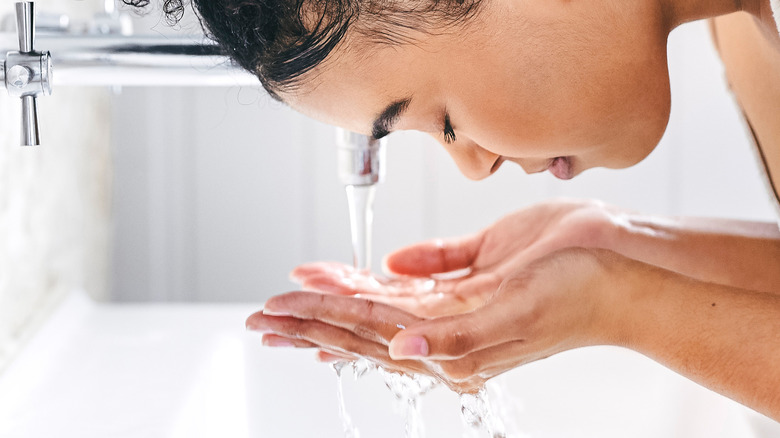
290, 199, 622, 318
248, 248, 631, 393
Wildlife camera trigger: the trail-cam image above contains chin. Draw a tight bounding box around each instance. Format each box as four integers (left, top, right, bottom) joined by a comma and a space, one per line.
609, 103, 671, 170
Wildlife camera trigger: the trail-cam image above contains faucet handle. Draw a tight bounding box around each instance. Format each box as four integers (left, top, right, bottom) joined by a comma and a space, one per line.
16, 1, 34, 53
20, 95, 40, 147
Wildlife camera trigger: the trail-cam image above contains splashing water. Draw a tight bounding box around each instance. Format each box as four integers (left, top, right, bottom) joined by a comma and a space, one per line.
332, 361, 360, 438
376, 365, 438, 438
459, 387, 507, 438
341, 172, 510, 437
332, 358, 510, 438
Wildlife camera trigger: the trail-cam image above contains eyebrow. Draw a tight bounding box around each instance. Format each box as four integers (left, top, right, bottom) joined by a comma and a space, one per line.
371, 97, 412, 140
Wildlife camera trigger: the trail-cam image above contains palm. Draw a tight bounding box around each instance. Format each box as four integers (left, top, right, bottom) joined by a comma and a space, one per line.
253, 248, 617, 394
291, 199, 615, 318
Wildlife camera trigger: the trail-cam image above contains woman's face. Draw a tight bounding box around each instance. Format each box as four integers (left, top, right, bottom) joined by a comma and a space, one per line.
284, 0, 672, 180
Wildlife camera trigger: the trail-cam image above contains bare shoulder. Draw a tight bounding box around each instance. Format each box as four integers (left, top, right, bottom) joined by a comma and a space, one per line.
711, 12, 780, 197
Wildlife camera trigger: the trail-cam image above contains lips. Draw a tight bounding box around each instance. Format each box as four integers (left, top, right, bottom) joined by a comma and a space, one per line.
548, 157, 574, 180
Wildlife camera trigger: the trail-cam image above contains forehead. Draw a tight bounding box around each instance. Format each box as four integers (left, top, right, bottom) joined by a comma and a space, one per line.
281, 31, 454, 134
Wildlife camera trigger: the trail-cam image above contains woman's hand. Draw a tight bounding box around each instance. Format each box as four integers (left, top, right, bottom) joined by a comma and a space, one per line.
249, 248, 631, 393
290, 199, 622, 318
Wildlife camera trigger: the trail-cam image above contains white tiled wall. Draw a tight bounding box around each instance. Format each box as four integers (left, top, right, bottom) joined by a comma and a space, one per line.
109, 19, 777, 303
0, 0, 111, 370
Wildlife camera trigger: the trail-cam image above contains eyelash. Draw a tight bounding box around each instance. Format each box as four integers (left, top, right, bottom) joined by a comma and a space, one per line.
443, 113, 457, 144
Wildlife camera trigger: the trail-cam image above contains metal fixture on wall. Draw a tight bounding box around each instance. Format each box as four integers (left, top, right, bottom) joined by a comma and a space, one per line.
2, 2, 51, 146
1, 1, 257, 147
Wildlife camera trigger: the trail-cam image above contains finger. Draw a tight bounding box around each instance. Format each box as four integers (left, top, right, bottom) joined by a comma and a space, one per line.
388, 300, 520, 360
297, 272, 500, 319
383, 233, 484, 276
316, 349, 358, 363
301, 274, 359, 295
262, 292, 421, 345
306, 273, 437, 298
248, 313, 392, 358
250, 313, 430, 375
289, 261, 350, 284
301, 272, 399, 296
261, 333, 317, 348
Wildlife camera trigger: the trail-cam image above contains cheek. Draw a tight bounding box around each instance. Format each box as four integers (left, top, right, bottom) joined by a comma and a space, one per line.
447, 26, 672, 167
454, 101, 602, 160
597, 58, 672, 168
452, 82, 671, 170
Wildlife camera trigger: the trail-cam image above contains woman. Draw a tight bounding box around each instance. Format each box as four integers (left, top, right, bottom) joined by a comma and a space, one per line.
128, 0, 780, 420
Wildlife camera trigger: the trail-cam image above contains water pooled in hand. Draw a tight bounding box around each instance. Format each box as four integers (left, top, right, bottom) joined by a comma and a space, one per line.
346, 184, 436, 294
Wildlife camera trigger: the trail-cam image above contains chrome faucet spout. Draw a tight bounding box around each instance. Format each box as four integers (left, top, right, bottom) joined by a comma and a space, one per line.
336, 128, 386, 187
336, 128, 386, 272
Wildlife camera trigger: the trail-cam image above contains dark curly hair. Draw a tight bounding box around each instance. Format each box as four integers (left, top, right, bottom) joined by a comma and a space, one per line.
122, 0, 482, 100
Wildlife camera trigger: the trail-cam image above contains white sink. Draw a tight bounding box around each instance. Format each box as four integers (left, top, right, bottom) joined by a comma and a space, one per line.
0, 291, 776, 437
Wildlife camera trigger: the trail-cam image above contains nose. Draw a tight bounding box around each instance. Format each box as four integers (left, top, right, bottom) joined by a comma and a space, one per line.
440, 137, 501, 180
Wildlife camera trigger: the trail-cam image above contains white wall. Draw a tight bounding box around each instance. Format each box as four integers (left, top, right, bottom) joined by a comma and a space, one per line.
109, 19, 777, 303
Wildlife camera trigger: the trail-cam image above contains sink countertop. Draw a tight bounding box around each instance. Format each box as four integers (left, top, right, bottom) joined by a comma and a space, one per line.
0, 291, 257, 438
0, 291, 777, 438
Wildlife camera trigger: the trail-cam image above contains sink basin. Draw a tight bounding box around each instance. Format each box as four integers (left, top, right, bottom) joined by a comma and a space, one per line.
0, 291, 776, 437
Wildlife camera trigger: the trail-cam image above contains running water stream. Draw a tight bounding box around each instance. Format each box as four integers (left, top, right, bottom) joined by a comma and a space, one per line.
337, 184, 509, 437
345, 184, 375, 272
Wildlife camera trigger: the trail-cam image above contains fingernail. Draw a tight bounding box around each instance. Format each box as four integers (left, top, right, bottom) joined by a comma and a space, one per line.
380, 255, 392, 276
245, 314, 272, 333
246, 322, 271, 334
390, 336, 429, 359
303, 280, 343, 294
262, 308, 290, 317
289, 271, 303, 284
263, 338, 295, 348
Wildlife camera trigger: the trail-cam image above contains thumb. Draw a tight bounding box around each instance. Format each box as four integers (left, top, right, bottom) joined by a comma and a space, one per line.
388, 303, 511, 360
384, 233, 484, 277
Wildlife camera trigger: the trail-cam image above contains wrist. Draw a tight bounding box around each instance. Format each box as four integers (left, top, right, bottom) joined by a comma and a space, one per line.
567, 201, 625, 252
589, 250, 655, 348
594, 209, 677, 256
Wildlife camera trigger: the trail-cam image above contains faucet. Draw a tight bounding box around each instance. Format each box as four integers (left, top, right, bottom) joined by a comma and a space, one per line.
336, 128, 386, 271
0, 1, 257, 147
2, 3, 379, 207
2, 2, 51, 146
336, 128, 386, 187
0, 1, 388, 274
